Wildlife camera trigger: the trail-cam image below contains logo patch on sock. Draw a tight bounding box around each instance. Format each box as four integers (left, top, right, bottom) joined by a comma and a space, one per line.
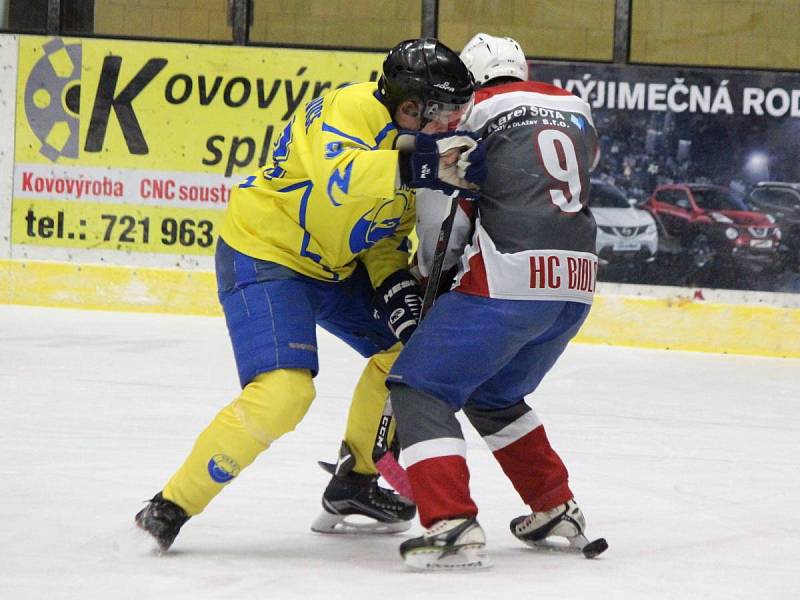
208, 454, 240, 483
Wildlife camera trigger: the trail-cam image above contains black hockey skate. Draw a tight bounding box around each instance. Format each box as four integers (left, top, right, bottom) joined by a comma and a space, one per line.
510, 499, 608, 559
400, 517, 491, 570
135, 492, 190, 552
311, 441, 415, 534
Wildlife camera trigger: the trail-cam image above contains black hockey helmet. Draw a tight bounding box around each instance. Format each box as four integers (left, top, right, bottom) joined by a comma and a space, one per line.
379, 38, 475, 126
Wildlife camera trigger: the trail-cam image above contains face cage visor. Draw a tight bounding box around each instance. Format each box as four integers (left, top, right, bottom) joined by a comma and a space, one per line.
420, 96, 473, 127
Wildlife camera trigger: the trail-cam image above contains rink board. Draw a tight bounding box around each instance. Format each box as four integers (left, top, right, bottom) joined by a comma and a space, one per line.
1, 33, 798, 359
2, 258, 798, 358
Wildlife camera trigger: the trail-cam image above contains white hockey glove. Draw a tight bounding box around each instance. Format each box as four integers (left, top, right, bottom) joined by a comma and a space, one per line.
396, 131, 487, 196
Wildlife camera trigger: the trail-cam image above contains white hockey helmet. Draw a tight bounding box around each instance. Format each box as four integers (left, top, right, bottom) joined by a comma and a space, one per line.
459, 33, 528, 86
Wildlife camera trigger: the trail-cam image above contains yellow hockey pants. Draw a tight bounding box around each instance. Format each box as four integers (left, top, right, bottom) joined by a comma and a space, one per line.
162, 344, 400, 515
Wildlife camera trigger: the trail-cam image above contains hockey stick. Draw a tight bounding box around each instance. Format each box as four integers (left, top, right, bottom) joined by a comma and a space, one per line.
373, 190, 462, 500
421, 191, 461, 315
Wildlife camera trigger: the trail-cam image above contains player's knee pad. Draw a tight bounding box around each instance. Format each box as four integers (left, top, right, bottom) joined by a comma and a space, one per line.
233, 368, 315, 445
463, 400, 533, 437
389, 383, 463, 449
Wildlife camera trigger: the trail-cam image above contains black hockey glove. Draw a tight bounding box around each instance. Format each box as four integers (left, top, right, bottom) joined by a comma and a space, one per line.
396, 131, 487, 196
374, 270, 422, 345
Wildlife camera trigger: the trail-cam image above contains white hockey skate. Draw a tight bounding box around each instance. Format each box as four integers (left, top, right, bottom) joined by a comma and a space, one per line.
400, 518, 491, 570
510, 499, 608, 558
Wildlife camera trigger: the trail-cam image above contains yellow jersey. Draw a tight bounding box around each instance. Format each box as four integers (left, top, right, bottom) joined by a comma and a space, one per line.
220, 82, 414, 286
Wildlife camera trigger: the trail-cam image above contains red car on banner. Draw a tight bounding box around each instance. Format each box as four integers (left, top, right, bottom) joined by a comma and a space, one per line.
642, 184, 781, 278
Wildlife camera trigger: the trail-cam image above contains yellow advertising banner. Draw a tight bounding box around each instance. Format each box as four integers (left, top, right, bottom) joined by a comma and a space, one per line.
14, 35, 384, 257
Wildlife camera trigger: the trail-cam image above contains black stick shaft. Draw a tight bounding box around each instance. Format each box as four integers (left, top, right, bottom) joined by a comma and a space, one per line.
372, 191, 461, 462
421, 191, 460, 314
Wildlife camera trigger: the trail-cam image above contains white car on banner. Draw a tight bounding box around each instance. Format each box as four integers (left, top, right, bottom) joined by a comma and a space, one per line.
588, 179, 658, 276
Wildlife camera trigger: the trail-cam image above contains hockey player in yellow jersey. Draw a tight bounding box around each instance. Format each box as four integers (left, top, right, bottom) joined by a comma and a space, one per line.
135, 38, 487, 550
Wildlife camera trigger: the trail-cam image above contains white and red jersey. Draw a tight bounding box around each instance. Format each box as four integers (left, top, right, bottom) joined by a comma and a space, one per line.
413, 191, 474, 278
417, 80, 600, 304
455, 219, 597, 302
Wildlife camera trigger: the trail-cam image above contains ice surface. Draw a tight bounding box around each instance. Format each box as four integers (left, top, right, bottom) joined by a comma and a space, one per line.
1, 305, 798, 599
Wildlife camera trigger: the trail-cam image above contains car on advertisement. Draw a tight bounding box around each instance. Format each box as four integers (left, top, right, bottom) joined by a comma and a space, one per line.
642, 183, 781, 276
746, 181, 800, 271
588, 179, 658, 278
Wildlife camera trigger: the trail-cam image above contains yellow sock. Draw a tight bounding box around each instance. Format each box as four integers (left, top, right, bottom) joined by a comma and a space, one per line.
344, 343, 402, 475
163, 368, 315, 515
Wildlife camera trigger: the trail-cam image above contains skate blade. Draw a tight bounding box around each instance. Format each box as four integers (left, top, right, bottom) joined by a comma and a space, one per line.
310, 510, 411, 535
403, 545, 492, 571
526, 534, 608, 559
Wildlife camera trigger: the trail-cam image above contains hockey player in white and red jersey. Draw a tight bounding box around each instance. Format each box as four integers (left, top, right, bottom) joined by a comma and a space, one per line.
387, 33, 607, 569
